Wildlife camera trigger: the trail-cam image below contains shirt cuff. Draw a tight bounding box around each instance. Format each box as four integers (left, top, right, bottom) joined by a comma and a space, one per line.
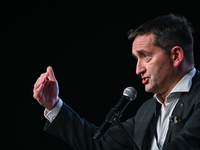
44, 98, 63, 123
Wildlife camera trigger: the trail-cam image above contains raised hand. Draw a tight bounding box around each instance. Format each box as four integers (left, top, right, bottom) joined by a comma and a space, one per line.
33, 66, 59, 111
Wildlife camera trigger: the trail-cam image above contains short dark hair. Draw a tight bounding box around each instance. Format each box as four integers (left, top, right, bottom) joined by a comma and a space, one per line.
128, 14, 194, 65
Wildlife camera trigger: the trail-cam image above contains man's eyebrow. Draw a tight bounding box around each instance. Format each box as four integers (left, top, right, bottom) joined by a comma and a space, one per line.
137, 49, 148, 54
132, 49, 146, 59
137, 49, 151, 55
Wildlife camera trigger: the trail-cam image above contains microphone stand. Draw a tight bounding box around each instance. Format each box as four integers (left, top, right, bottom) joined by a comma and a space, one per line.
112, 116, 142, 150
94, 107, 142, 150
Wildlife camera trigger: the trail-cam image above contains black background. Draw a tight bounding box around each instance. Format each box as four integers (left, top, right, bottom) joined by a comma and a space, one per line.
2, 1, 200, 149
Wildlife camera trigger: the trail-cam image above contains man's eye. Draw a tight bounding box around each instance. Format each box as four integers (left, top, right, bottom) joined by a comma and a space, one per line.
144, 54, 149, 58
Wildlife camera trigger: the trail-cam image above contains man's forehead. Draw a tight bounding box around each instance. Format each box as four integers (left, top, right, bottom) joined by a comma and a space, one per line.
132, 33, 154, 51
133, 33, 154, 44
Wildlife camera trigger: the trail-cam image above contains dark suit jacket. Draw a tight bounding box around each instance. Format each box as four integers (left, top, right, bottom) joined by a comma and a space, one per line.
44, 70, 200, 150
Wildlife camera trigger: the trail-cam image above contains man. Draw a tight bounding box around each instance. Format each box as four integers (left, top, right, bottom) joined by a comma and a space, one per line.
33, 14, 200, 149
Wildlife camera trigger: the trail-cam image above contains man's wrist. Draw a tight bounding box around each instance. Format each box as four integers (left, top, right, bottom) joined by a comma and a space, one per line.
44, 98, 63, 122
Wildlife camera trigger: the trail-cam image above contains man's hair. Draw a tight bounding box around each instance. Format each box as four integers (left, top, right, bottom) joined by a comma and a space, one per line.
128, 14, 194, 65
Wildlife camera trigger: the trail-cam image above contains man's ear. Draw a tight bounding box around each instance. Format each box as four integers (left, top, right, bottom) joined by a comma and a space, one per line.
171, 46, 184, 67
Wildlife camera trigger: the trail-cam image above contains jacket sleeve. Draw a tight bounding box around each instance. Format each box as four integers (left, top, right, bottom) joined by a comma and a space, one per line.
43, 102, 135, 150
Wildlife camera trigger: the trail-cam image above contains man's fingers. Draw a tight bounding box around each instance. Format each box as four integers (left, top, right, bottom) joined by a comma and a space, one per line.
33, 84, 43, 100
47, 66, 56, 81
34, 73, 48, 90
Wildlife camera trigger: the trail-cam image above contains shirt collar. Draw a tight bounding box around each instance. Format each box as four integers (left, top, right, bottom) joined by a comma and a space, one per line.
171, 67, 196, 93
154, 68, 196, 102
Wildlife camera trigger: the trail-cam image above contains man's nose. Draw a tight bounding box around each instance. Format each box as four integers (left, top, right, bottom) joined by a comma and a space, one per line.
136, 60, 146, 75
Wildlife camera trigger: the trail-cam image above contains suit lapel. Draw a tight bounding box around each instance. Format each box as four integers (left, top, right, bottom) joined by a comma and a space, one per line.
164, 92, 188, 145
134, 98, 157, 147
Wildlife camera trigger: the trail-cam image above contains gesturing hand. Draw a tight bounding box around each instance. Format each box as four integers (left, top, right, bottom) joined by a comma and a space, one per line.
33, 66, 59, 111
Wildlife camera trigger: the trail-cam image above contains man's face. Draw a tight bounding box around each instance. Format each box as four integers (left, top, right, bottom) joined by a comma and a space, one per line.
132, 33, 175, 96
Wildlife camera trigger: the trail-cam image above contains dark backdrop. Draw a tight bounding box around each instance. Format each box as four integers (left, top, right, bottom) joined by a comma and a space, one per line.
2, 1, 200, 149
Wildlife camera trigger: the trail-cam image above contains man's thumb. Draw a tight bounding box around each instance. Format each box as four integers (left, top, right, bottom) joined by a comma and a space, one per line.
47, 66, 56, 81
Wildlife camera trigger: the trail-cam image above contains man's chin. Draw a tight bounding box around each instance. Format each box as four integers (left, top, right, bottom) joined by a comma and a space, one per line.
144, 85, 153, 93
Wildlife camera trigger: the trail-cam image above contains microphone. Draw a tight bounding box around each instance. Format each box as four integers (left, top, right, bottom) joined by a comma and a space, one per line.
93, 87, 137, 142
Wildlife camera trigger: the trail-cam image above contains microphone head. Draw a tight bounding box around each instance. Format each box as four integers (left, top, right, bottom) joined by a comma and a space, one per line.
123, 87, 137, 101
